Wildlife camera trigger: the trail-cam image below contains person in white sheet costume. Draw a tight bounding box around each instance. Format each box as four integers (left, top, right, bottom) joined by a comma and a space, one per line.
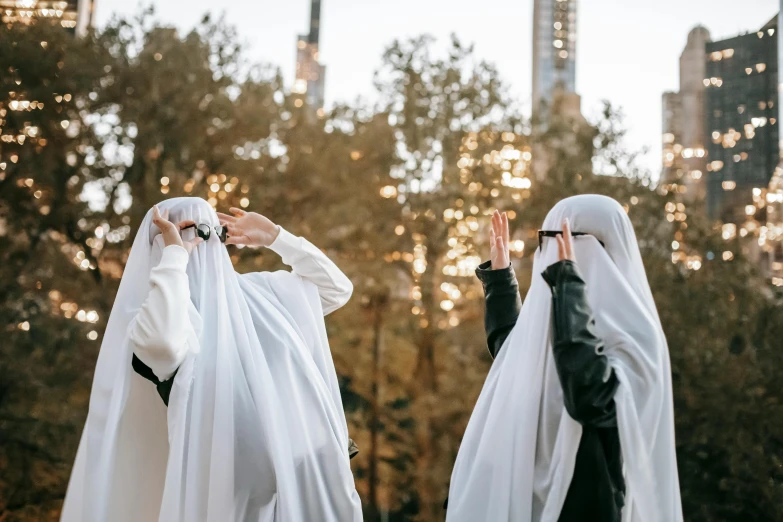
446, 195, 681, 522
61, 197, 363, 522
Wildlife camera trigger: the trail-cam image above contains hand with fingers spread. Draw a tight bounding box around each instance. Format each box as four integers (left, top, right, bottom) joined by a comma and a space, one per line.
556, 218, 576, 262
152, 205, 203, 254
490, 209, 511, 270
216, 208, 280, 248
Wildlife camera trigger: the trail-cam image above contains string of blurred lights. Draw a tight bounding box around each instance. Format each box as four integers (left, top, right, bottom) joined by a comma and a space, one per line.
0, 1, 79, 29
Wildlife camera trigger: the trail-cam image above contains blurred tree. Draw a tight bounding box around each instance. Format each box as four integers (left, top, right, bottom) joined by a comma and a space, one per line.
366, 34, 534, 520
0, 19, 122, 521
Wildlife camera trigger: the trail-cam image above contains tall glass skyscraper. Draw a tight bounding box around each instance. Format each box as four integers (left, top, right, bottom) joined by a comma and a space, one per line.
704, 16, 778, 223
764, 5, 783, 284
294, 0, 326, 111
532, 0, 577, 116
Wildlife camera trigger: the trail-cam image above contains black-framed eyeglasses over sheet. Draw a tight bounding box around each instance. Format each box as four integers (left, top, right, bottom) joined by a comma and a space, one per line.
182, 223, 228, 243
537, 230, 605, 251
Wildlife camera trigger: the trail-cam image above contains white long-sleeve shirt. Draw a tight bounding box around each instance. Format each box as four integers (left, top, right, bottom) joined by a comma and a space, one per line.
128, 244, 192, 381
266, 227, 353, 315
128, 227, 353, 381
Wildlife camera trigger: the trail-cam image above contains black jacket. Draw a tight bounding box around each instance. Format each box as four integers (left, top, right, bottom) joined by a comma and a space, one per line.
475, 259, 625, 522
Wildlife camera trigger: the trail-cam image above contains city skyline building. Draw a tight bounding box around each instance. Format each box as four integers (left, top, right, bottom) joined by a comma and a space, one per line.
704, 15, 778, 225
293, 0, 326, 111
663, 11, 783, 281
531, 0, 578, 118
661, 26, 711, 204
766, 4, 783, 285
1, 0, 95, 36
530, 0, 587, 180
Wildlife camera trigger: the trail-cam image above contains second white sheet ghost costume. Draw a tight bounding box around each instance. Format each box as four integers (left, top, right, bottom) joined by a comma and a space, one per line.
446, 195, 682, 522
61, 197, 363, 522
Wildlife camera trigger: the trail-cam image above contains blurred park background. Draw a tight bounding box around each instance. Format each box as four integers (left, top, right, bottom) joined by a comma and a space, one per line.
2, 1, 783, 521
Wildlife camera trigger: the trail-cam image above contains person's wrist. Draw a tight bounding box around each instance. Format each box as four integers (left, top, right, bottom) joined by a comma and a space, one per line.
266, 224, 281, 246
490, 258, 510, 270
477, 260, 515, 285
162, 232, 183, 248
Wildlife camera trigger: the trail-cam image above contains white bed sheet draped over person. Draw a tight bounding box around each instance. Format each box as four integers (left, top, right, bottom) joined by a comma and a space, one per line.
61, 197, 362, 522
446, 195, 681, 522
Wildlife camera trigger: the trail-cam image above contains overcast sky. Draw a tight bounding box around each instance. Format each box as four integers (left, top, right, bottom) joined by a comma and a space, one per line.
95, 0, 778, 175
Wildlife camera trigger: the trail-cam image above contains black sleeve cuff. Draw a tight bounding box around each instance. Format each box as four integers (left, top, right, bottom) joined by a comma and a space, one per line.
476, 260, 517, 286
541, 259, 583, 290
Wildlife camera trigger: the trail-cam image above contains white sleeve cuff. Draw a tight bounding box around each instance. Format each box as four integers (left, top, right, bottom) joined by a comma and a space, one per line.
268, 227, 305, 264
158, 244, 190, 270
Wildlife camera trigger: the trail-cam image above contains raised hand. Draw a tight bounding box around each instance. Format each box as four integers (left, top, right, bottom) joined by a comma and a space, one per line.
152, 205, 203, 254
490, 209, 510, 270
556, 218, 576, 262
216, 208, 280, 248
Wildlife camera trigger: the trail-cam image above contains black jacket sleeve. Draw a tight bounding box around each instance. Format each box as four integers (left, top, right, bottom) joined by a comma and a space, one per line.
443, 263, 520, 511
476, 260, 522, 359
541, 260, 619, 428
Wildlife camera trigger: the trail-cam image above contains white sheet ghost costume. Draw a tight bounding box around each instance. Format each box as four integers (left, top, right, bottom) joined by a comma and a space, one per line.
61, 197, 363, 522
446, 195, 682, 522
